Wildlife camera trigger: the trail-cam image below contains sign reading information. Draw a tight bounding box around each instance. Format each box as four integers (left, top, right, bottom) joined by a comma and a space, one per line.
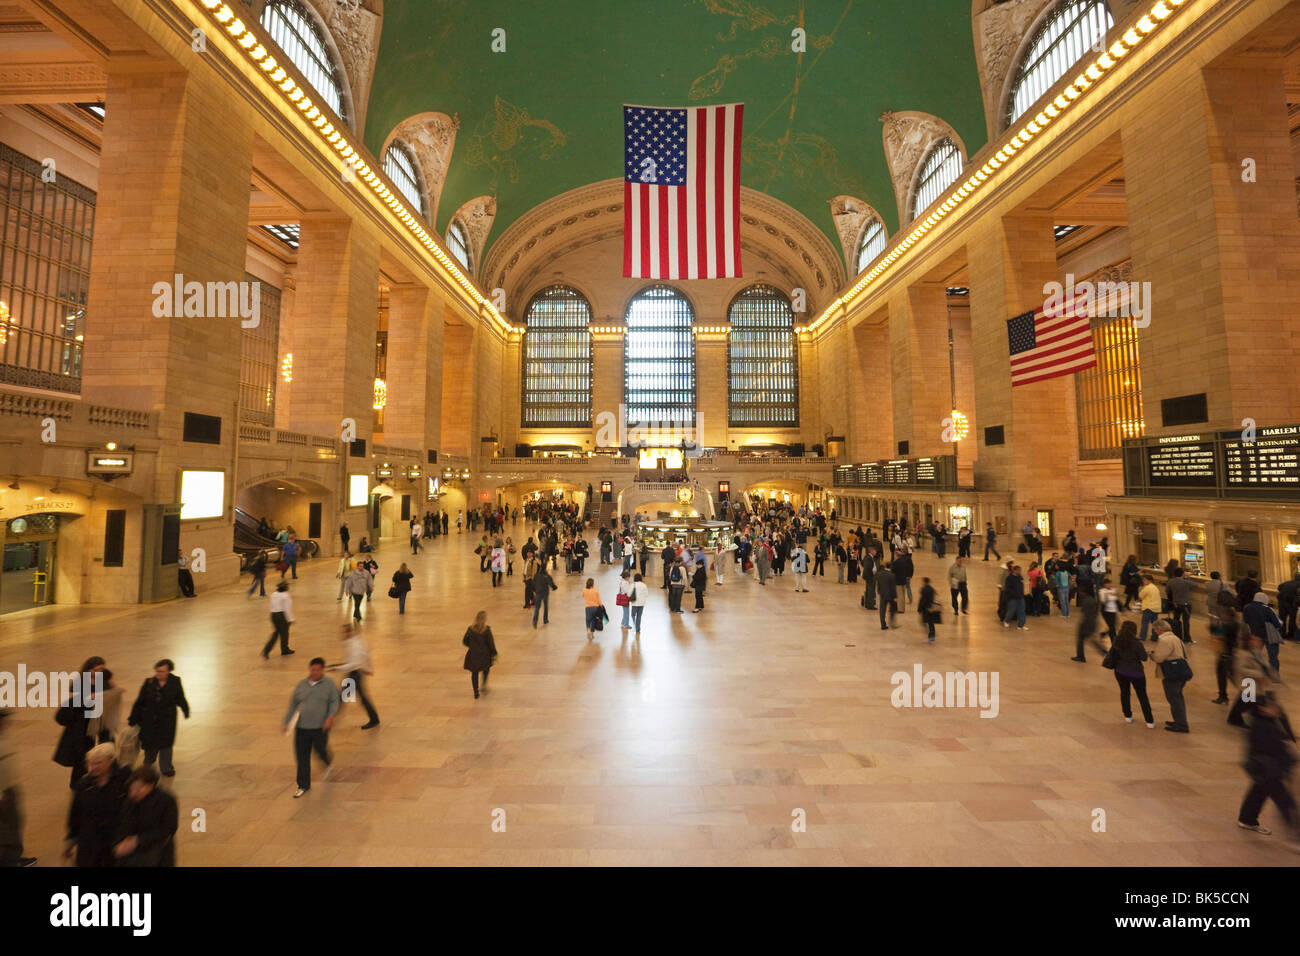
1146, 435, 1217, 487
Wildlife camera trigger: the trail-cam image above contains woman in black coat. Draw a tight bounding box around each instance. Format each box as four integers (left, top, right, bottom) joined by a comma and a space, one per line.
53, 656, 106, 789
127, 660, 189, 778
463, 611, 498, 700
691, 562, 707, 612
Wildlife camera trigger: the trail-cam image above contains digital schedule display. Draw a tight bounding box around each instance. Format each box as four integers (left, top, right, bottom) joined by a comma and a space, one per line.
1222, 426, 1300, 489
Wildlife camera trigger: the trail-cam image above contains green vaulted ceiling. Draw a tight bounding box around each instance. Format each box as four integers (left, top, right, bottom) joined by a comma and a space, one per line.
364, 0, 988, 259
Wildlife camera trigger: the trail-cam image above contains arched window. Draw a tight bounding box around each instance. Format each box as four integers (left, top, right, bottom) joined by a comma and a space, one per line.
855, 219, 887, 274
382, 142, 425, 219
260, 0, 346, 122
727, 285, 798, 427
910, 139, 962, 222
1008, 1, 1113, 128
446, 220, 471, 271
522, 286, 593, 428
624, 285, 695, 427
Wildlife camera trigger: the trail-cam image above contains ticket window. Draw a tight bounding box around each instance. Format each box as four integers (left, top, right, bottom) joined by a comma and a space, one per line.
924, 504, 933, 527
1135, 521, 1159, 566
948, 505, 972, 532
1226, 528, 1261, 582
1176, 523, 1206, 577
1287, 538, 1300, 578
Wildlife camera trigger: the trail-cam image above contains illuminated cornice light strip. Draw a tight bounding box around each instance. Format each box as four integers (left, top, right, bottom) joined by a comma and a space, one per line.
194, 0, 510, 335
807, 0, 1188, 335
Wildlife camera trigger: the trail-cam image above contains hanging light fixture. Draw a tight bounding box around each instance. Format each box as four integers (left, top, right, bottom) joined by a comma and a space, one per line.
373, 377, 387, 410
281, 352, 293, 383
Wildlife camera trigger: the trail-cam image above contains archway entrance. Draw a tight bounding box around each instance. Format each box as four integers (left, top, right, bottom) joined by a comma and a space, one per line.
2, 513, 59, 614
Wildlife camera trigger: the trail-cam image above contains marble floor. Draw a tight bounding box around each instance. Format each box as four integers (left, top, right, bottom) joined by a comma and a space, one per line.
2, 528, 1294, 866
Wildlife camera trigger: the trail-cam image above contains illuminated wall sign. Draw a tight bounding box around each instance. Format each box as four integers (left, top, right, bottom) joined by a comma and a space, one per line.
86, 450, 134, 476
834, 455, 958, 490
1124, 425, 1300, 499
1146, 437, 1216, 487
349, 474, 369, 507
179, 470, 225, 520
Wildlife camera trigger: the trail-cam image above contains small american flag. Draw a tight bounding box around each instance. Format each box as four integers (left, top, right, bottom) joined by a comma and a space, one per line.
1007, 292, 1096, 387
623, 103, 743, 280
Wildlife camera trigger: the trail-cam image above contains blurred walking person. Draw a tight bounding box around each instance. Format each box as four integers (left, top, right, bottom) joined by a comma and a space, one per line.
128, 659, 190, 778
329, 623, 379, 729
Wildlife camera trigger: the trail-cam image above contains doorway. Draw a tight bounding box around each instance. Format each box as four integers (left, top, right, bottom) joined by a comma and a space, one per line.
2, 514, 59, 614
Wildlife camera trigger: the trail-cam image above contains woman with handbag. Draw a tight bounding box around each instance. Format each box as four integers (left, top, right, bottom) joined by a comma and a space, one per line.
1149, 619, 1192, 733
1104, 621, 1156, 728
462, 611, 497, 700
391, 563, 413, 614
616, 570, 632, 633
629, 573, 648, 640
582, 578, 603, 641
918, 577, 940, 643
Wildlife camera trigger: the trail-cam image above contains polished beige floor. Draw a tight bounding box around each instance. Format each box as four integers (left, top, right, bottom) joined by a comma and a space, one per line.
3, 528, 1294, 866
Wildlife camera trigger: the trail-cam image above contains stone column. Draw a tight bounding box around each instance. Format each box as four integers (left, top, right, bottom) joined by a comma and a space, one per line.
847, 315, 893, 462
967, 210, 1079, 535
82, 67, 253, 587
440, 320, 476, 457
383, 283, 443, 454
889, 281, 951, 458
284, 217, 380, 440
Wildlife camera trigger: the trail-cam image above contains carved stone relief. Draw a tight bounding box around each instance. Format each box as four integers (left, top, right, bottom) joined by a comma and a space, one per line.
386, 112, 460, 226
973, 0, 1051, 136
307, 0, 382, 131
829, 195, 881, 276
879, 111, 964, 225
451, 196, 497, 278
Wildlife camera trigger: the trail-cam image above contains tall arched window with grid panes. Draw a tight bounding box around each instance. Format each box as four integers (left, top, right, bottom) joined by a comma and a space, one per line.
856, 219, 887, 274
727, 285, 798, 427
910, 139, 963, 222
624, 285, 695, 427
446, 220, 471, 272
521, 286, 593, 428
382, 142, 425, 220
1007, 1, 1113, 129
260, 0, 347, 125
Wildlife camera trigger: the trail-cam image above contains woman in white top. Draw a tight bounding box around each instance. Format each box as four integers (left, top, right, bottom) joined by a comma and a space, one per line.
617, 569, 633, 632
714, 544, 726, 585
628, 572, 649, 640
490, 546, 506, 587
1098, 577, 1120, 641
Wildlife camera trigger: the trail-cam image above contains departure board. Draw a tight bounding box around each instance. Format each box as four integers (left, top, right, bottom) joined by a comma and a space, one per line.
1222, 426, 1300, 489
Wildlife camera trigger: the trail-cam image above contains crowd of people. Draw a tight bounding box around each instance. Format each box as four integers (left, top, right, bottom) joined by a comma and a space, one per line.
10, 493, 1300, 867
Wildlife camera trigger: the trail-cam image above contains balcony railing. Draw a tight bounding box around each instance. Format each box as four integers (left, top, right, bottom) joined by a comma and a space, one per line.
0, 388, 154, 431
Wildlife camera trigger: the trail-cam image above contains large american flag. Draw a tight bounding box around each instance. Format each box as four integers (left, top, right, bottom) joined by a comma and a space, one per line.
623, 103, 743, 280
1006, 292, 1096, 387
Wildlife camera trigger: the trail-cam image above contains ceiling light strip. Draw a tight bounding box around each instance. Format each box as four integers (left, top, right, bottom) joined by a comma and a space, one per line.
807, 0, 1189, 336
193, 0, 511, 335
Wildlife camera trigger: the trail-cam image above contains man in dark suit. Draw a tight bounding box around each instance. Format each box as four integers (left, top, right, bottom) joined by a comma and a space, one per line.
532, 565, 558, 627
876, 563, 897, 630
660, 543, 676, 589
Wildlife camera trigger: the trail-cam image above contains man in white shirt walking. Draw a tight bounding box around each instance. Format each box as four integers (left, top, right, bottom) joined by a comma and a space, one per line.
791, 544, 810, 592
262, 581, 296, 658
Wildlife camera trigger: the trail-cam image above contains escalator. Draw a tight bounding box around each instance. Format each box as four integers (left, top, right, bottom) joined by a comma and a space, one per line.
233, 508, 319, 569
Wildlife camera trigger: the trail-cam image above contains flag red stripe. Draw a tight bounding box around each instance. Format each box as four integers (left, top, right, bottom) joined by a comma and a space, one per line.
1012, 356, 1098, 386
639, 182, 651, 277
623, 181, 633, 277
695, 108, 707, 279
658, 185, 671, 279
1011, 326, 1093, 358
677, 184, 689, 279
1011, 341, 1097, 373
731, 104, 744, 276
714, 105, 726, 279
